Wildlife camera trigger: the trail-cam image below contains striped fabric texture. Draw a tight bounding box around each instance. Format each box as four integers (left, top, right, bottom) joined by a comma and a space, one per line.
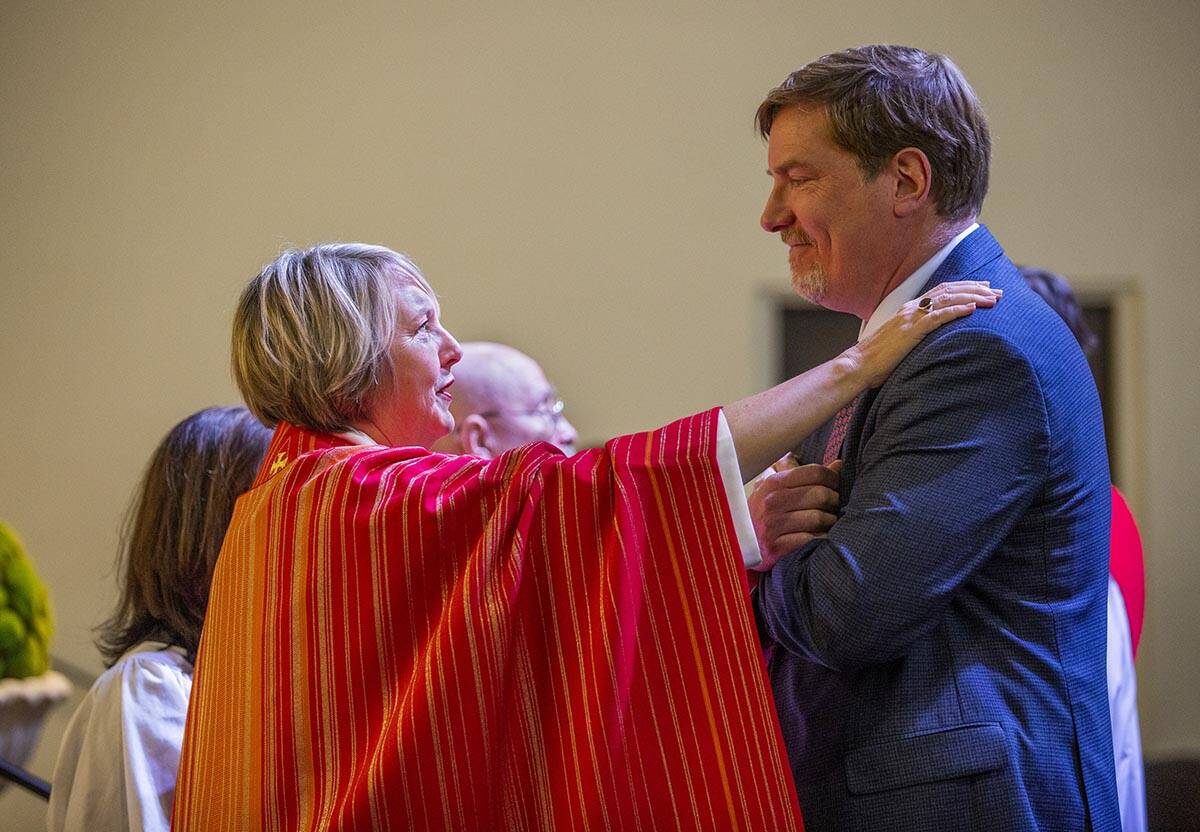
173, 408, 804, 831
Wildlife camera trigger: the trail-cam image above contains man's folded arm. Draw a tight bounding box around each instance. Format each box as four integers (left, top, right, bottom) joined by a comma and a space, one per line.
757, 328, 1050, 671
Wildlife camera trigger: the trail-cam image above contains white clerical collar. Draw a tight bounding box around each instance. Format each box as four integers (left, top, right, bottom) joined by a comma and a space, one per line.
857, 222, 979, 342
336, 429, 378, 446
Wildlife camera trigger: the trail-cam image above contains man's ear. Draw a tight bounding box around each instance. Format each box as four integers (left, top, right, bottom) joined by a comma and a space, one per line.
460, 414, 493, 459
891, 147, 932, 218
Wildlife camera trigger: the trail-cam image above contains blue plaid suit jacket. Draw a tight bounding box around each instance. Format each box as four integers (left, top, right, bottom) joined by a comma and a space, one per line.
756, 227, 1120, 831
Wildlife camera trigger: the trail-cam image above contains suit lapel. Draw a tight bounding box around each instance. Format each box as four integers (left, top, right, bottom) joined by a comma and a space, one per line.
791, 227, 1008, 503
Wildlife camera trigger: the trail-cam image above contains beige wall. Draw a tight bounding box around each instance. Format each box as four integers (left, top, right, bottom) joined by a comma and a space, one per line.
1, 0, 1197, 802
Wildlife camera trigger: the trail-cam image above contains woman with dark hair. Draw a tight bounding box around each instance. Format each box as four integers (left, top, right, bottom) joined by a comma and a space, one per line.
49, 406, 270, 832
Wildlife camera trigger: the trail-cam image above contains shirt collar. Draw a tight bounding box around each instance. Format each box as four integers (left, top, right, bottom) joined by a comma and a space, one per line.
857, 222, 979, 342
336, 429, 378, 446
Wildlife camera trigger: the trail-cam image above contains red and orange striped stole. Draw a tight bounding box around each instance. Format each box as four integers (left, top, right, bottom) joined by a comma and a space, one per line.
173, 408, 803, 831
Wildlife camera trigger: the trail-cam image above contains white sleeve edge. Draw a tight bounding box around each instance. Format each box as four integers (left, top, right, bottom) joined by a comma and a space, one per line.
716, 409, 762, 569
1107, 576, 1147, 832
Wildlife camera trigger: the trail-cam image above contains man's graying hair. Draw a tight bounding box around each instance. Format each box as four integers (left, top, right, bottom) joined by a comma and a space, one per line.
756, 44, 991, 222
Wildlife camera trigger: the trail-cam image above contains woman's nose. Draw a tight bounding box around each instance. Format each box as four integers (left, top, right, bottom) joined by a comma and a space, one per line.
442, 330, 463, 367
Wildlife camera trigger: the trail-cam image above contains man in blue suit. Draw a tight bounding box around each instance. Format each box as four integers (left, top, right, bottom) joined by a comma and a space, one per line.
751, 45, 1120, 830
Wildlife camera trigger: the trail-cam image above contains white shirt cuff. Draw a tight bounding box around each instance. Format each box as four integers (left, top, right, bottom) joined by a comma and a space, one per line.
716, 409, 762, 569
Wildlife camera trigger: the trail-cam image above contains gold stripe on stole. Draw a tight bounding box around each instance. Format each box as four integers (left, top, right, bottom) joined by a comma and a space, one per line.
247, 486, 272, 829
230, 482, 268, 825
661, 417, 760, 822
585, 450, 649, 832
439, 460, 492, 773
363, 458, 401, 830
609, 443, 690, 829
604, 506, 656, 832
689, 423, 782, 821
290, 470, 319, 830
616, 439, 703, 828
403, 473, 456, 828
536, 476, 591, 822
693, 424, 793, 824
505, 470, 564, 828
427, 462, 473, 831
241, 481, 272, 827
642, 431, 742, 832
263, 479, 293, 829
428, 467, 474, 830
559, 457, 617, 830
389, 472, 430, 830
513, 614, 555, 828
661, 418, 745, 814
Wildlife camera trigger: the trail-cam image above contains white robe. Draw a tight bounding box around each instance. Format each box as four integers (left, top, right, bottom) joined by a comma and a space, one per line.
1108, 576, 1147, 832
48, 643, 192, 832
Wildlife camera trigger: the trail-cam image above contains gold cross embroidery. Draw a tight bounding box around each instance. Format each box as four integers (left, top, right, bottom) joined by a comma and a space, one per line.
269, 451, 288, 475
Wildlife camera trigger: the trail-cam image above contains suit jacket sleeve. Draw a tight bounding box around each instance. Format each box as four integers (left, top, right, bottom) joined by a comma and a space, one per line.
757, 325, 1050, 671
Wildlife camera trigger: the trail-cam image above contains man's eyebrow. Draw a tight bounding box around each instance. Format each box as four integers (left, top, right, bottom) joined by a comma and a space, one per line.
767, 159, 816, 176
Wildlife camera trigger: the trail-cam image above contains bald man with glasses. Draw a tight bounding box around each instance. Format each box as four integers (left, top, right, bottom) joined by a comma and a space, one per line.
432, 341, 578, 458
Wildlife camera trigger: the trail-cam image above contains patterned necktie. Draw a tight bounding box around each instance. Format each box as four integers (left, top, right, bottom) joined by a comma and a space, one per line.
758, 393, 865, 671
823, 392, 865, 465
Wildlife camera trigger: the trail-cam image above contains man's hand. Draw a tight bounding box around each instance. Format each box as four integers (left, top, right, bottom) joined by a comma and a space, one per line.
749, 457, 842, 571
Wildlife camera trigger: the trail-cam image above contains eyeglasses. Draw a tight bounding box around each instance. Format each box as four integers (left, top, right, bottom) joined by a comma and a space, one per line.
477, 398, 566, 424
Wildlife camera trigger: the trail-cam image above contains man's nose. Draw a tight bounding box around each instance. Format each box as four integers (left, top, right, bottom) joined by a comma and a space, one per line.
760, 187, 793, 233
557, 418, 579, 447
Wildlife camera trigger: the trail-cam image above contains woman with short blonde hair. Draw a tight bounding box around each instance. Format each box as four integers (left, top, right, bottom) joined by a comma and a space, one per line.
232, 243, 433, 432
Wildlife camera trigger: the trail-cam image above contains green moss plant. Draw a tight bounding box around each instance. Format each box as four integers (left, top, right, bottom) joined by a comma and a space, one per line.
0, 522, 53, 678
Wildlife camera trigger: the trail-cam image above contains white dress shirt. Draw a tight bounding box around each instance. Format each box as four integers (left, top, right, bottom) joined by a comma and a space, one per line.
49, 642, 193, 832
1108, 576, 1147, 831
